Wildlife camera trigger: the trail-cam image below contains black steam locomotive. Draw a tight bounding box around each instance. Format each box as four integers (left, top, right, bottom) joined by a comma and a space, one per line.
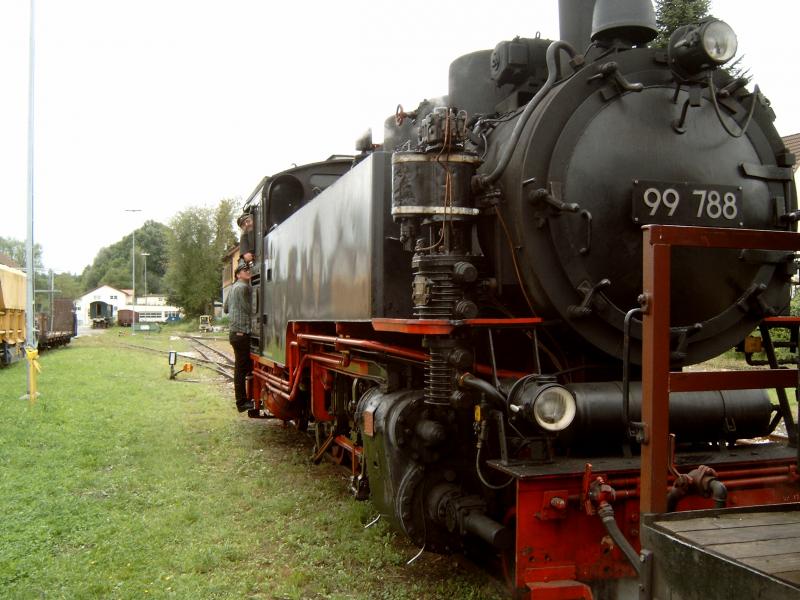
238, 1, 798, 597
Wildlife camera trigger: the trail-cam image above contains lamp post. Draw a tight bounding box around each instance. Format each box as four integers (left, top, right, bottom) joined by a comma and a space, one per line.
23, 0, 37, 401
124, 209, 142, 330
141, 252, 150, 304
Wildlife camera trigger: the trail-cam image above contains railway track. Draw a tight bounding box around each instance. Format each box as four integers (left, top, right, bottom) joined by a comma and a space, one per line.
118, 341, 233, 380
182, 336, 235, 366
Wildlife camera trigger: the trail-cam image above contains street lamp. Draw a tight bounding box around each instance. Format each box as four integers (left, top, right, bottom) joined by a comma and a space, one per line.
23, 0, 37, 402
141, 252, 150, 304
124, 209, 142, 330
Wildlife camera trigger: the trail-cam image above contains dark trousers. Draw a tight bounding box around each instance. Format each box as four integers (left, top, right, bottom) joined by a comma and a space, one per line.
229, 332, 251, 406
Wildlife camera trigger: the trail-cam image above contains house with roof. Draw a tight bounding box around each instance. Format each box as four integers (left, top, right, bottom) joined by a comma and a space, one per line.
75, 285, 130, 326
75, 285, 183, 326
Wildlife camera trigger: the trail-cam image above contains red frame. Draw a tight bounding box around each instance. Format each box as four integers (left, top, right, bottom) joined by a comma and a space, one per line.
640, 225, 800, 514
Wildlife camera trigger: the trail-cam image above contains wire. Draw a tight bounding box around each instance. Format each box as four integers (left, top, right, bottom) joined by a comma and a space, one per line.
416, 110, 456, 253
708, 74, 759, 138
495, 207, 536, 315
475, 442, 515, 490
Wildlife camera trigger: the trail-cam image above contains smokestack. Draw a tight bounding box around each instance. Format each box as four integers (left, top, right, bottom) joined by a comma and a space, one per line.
558, 0, 597, 52
591, 0, 658, 46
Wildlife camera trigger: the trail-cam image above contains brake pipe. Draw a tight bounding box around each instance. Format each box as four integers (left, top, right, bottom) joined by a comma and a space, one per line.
297, 333, 427, 362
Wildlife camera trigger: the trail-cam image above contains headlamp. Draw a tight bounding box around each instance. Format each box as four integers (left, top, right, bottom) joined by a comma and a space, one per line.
669, 19, 738, 74
509, 376, 577, 433
530, 384, 577, 432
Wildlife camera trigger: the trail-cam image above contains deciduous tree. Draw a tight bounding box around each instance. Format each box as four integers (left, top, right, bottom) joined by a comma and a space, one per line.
81, 221, 170, 294
0, 236, 43, 269
163, 200, 238, 316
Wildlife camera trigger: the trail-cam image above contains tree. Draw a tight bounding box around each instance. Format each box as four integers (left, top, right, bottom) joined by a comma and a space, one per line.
163, 200, 238, 316
53, 272, 83, 300
81, 220, 171, 294
0, 236, 43, 270
653, 0, 710, 48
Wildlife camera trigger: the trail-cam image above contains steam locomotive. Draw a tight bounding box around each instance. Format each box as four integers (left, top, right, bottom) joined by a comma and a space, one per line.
237, 1, 799, 597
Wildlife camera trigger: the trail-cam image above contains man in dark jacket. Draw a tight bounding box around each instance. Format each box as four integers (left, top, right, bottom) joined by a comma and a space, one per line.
238, 213, 255, 265
223, 260, 253, 412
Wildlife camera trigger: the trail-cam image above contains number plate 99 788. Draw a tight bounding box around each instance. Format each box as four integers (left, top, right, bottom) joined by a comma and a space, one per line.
632, 180, 743, 227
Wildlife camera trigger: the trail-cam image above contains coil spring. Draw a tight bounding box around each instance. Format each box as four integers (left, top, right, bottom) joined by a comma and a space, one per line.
425, 343, 453, 406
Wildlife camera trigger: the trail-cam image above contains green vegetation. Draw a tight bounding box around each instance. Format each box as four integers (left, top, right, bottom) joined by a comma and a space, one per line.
4, 196, 238, 316
164, 199, 239, 316
653, 0, 711, 48
0, 236, 44, 269
80, 220, 171, 295
0, 333, 504, 599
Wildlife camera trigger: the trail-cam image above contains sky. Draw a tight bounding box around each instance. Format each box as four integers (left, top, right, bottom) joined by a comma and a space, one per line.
1, 0, 799, 274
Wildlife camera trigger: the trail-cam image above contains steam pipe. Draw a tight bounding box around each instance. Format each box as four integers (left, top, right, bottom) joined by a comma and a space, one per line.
477, 40, 579, 187
297, 333, 528, 379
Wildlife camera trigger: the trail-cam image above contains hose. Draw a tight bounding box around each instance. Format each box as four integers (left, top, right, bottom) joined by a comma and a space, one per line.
597, 503, 642, 576
477, 40, 579, 187
458, 373, 508, 413
709, 479, 728, 509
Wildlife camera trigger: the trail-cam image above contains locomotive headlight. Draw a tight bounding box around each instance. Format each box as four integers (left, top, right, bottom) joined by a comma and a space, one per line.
508, 376, 577, 432
669, 19, 738, 74
701, 20, 737, 64
531, 385, 577, 432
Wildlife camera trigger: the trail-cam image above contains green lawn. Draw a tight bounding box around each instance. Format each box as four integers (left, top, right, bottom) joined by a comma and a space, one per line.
0, 331, 505, 600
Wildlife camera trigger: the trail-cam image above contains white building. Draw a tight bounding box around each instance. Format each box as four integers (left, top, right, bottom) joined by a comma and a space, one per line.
134, 295, 183, 323
75, 285, 130, 326
75, 287, 183, 326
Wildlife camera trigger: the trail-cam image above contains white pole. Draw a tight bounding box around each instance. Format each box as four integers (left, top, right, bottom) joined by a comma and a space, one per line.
24, 0, 37, 399
132, 228, 136, 330
141, 252, 150, 301
124, 209, 141, 331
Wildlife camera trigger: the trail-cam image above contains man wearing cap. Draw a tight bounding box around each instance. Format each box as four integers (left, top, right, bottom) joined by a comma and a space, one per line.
237, 213, 254, 264
223, 260, 254, 412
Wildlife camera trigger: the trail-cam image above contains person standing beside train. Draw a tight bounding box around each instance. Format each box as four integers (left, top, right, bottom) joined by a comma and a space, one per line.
224, 260, 253, 412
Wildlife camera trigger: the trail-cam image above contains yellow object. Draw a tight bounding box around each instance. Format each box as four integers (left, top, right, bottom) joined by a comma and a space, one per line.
743, 335, 763, 354
25, 347, 41, 405
474, 404, 482, 422
0, 264, 27, 345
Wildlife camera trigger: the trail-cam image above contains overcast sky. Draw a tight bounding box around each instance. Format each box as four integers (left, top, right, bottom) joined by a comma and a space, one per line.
1, 1, 799, 274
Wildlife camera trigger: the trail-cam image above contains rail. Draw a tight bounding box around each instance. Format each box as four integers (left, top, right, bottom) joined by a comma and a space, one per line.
640, 225, 800, 514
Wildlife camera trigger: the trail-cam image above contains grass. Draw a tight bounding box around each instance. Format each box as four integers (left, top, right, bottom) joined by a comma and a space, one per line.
0, 332, 506, 599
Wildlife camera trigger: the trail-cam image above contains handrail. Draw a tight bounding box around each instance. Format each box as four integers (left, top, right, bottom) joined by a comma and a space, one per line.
639, 225, 800, 514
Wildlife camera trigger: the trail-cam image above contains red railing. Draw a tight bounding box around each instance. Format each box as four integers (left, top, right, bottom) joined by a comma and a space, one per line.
640, 225, 800, 513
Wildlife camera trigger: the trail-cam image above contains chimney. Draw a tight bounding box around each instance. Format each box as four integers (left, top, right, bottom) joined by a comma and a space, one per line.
558, 0, 597, 52
591, 0, 658, 46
